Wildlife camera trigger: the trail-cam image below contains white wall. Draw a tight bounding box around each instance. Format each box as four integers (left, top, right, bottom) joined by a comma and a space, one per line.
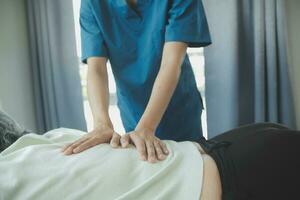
0, 0, 37, 132
286, 0, 300, 129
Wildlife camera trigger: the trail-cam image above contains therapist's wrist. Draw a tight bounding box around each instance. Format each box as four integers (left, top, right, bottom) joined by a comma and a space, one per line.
93, 118, 114, 130
135, 123, 157, 135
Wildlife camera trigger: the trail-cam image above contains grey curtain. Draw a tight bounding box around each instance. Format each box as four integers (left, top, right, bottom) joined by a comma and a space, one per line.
203, 0, 296, 138
26, 0, 87, 133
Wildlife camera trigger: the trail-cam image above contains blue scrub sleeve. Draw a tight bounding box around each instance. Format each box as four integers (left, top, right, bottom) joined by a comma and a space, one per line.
80, 1, 108, 64
165, 0, 212, 47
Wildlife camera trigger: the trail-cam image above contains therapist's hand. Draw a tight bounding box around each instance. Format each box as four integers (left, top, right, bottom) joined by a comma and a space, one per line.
61, 124, 121, 155
121, 127, 169, 163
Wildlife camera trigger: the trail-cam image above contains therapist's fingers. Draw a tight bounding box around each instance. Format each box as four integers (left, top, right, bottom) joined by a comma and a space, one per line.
154, 141, 166, 161
72, 139, 98, 154
61, 143, 73, 153
146, 141, 157, 163
160, 141, 169, 155
61, 136, 89, 153
130, 134, 147, 161
61, 138, 83, 152
121, 134, 130, 148
110, 132, 121, 148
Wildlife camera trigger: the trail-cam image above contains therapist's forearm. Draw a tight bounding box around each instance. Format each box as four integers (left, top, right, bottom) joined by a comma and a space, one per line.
136, 64, 180, 132
136, 42, 187, 132
87, 58, 113, 129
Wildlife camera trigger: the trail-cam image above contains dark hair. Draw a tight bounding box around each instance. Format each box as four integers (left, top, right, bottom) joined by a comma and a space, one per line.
0, 110, 30, 152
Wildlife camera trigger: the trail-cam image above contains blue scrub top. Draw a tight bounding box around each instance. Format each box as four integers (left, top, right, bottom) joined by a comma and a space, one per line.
80, 0, 212, 142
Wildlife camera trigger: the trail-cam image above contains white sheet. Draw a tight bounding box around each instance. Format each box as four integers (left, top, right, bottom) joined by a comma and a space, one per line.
0, 128, 203, 200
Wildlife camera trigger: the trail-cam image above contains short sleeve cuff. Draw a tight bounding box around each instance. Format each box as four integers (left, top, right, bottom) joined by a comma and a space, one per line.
81, 42, 109, 64
165, 26, 212, 47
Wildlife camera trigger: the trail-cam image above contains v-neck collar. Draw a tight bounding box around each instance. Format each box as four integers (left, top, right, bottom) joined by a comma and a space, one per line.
126, 0, 142, 19
125, 0, 138, 10
114, 0, 150, 20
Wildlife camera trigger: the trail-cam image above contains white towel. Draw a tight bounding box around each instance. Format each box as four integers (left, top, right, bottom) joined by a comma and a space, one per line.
0, 128, 203, 200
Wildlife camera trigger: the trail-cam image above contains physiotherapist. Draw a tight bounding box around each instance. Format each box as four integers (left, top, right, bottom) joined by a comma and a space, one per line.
62, 0, 212, 163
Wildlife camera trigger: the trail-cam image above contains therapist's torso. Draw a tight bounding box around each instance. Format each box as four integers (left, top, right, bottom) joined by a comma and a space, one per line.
80, 0, 212, 141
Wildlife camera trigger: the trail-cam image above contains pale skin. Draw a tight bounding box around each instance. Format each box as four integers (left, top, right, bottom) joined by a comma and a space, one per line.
61, 41, 188, 163
193, 142, 222, 200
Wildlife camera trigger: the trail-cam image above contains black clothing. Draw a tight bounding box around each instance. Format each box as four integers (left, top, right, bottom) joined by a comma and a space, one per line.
197, 122, 300, 200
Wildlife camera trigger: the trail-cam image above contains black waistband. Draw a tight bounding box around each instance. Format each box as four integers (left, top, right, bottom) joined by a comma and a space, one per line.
196, 138, 247, 200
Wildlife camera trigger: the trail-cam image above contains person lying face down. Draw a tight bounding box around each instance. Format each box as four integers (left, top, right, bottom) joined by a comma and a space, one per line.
1, 109, 300, 200
0, 110, 221, 200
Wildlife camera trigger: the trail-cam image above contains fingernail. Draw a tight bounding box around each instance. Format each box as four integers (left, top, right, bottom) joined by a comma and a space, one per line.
141, 156, 147, 161
149, 159, 157, 163
63, 148, 69, 154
